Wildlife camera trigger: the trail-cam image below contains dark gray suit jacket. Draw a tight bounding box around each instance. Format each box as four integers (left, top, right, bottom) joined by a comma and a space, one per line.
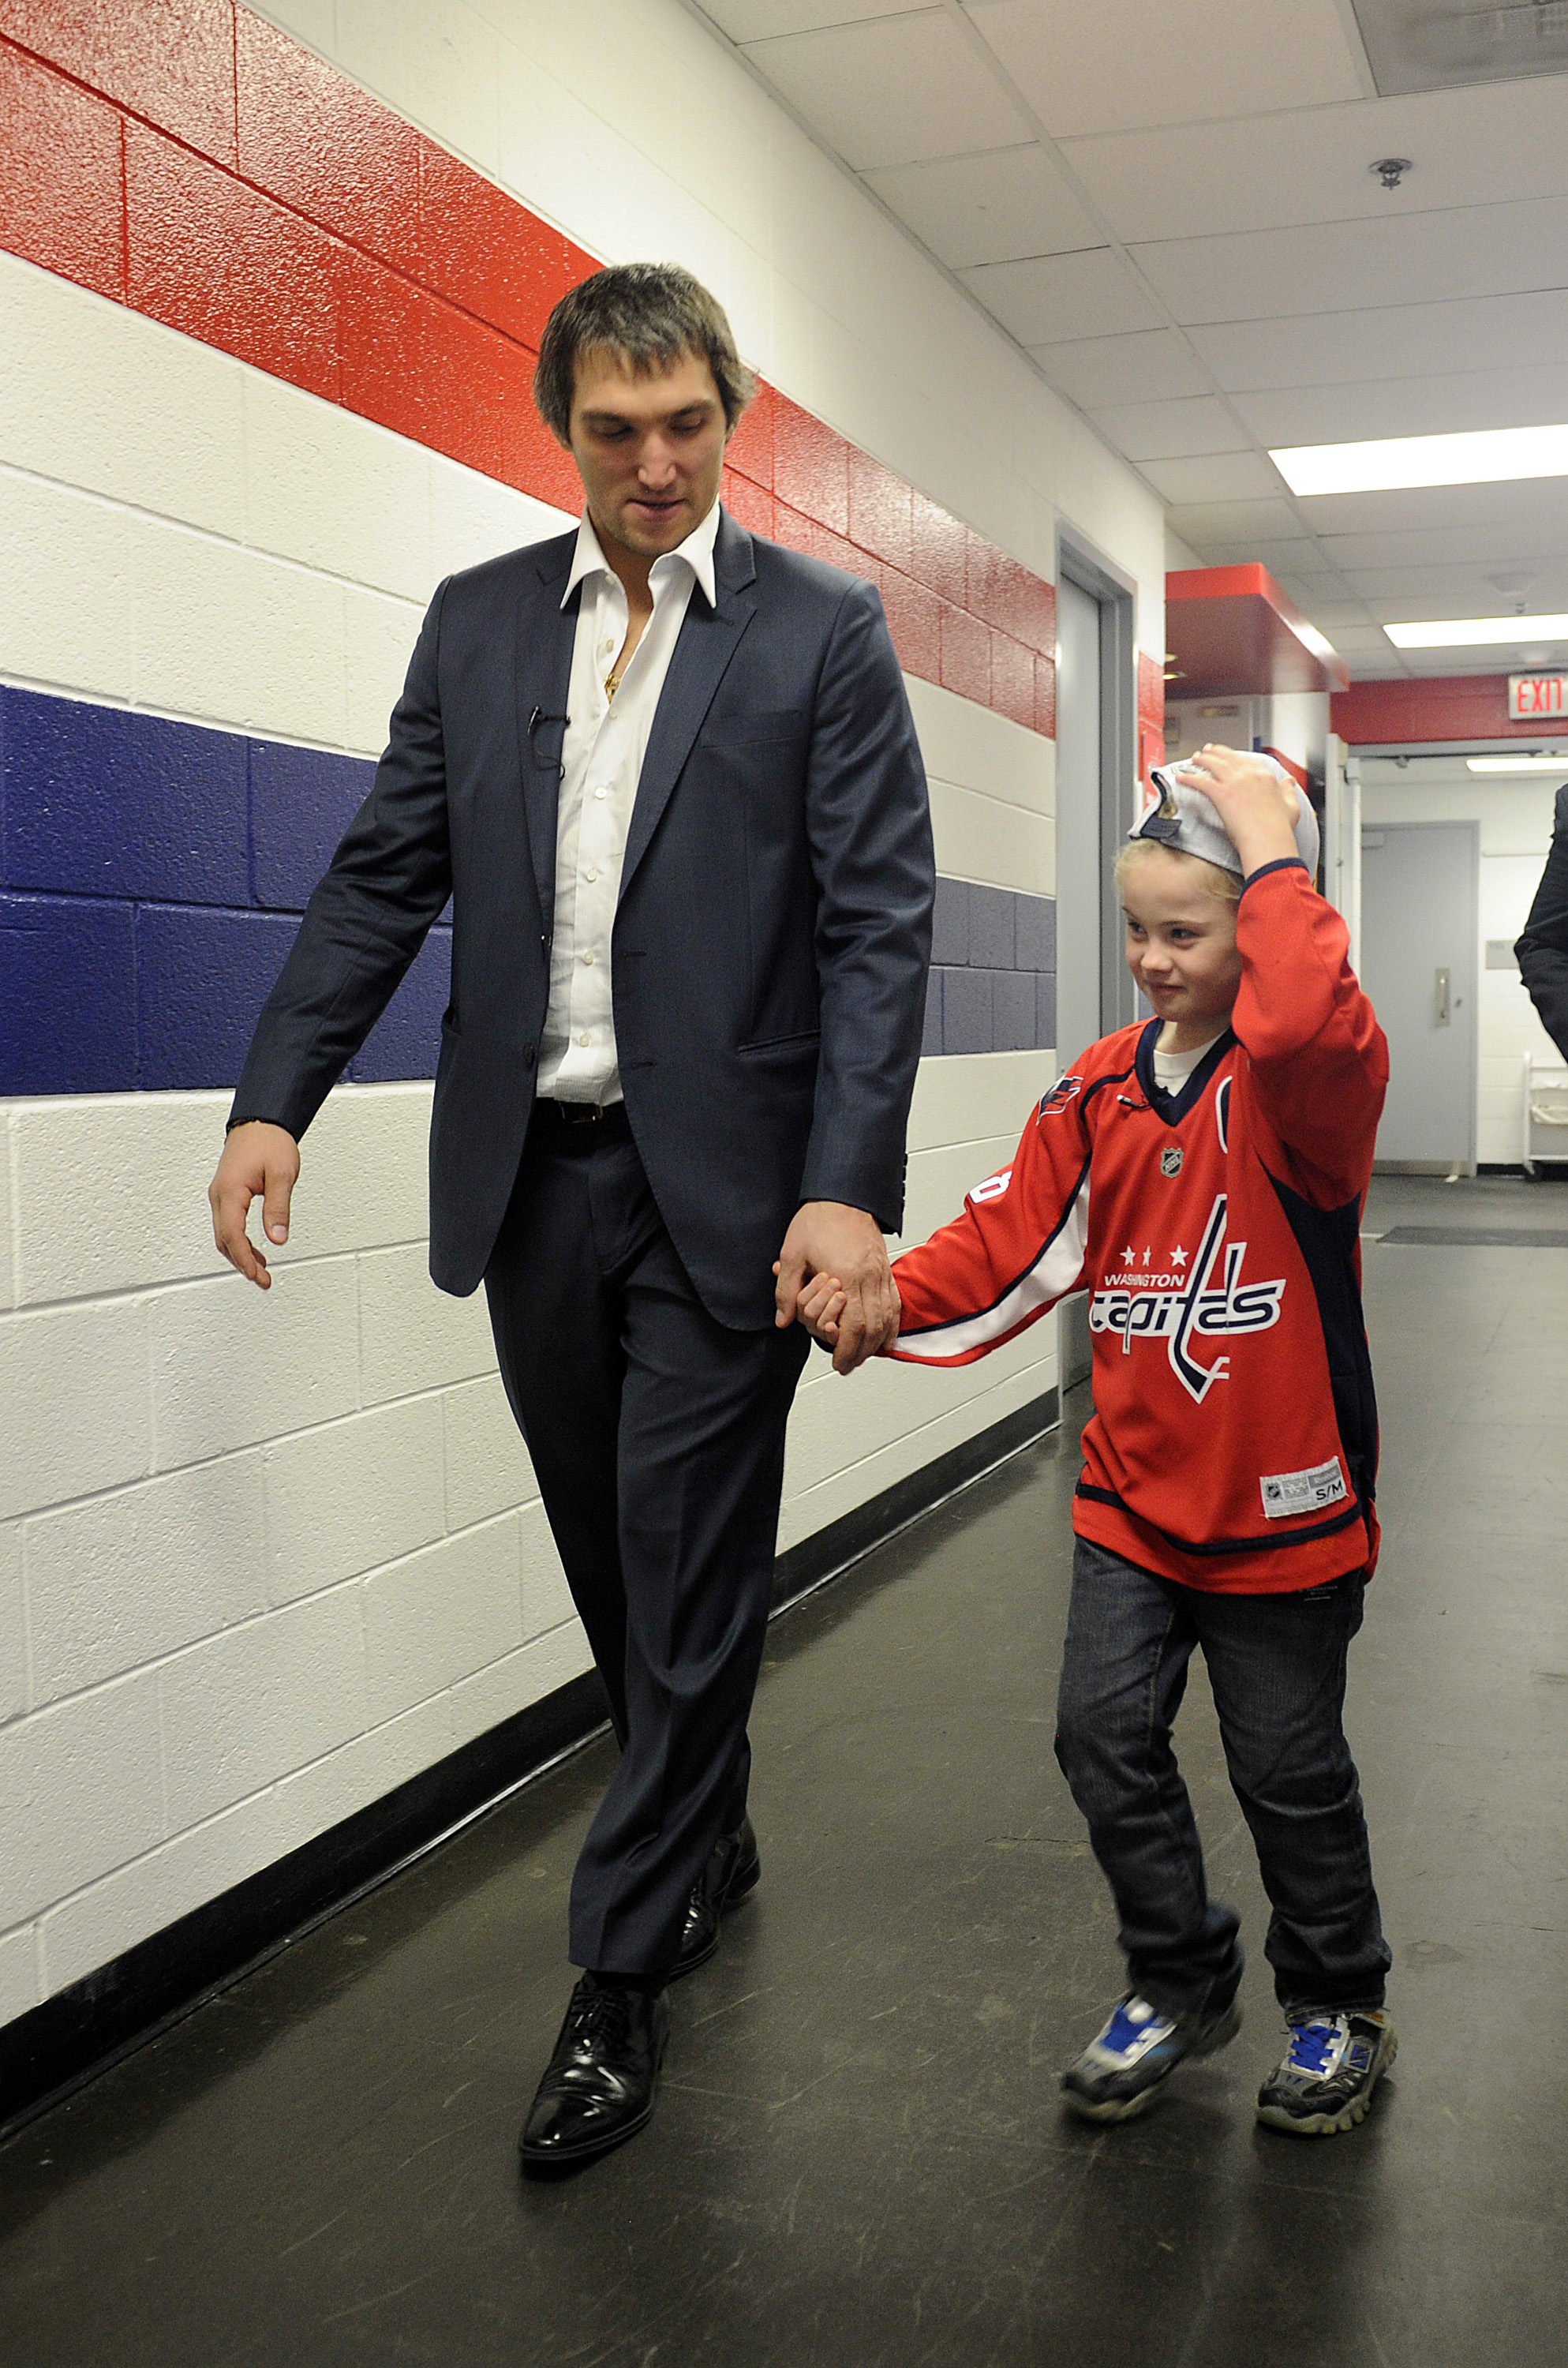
1517, 781, 1568, 1063
230, 508, 935, 1327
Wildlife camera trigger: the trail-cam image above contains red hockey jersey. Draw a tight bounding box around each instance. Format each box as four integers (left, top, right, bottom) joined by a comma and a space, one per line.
889, 860, 1388, 1592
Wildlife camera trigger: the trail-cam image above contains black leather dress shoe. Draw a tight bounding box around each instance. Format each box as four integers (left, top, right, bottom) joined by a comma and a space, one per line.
672, 1815, 761, 1980
518, 1973, 670, 2168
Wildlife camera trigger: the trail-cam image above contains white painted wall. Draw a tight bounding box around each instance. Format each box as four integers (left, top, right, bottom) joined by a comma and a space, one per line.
1361, 762, 1562, 1166
0, 0, 1175, 2026
249, 0, 1170, 650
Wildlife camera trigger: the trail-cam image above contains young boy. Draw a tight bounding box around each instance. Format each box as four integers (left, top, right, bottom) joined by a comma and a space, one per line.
800, 746, 1395, 2137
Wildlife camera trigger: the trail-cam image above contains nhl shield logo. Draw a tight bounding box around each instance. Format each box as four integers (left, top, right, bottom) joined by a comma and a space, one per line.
1160, 1145, 1183, 1177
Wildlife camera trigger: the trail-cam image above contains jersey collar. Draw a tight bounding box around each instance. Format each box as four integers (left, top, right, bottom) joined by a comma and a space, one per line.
1135, 1016, 1236, 1126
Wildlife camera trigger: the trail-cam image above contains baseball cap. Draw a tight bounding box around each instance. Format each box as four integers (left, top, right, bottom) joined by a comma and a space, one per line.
1130, 751, 1320, 879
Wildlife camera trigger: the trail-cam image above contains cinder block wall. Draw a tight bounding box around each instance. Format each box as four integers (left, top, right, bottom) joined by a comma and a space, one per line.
0, 0, 1169, 2033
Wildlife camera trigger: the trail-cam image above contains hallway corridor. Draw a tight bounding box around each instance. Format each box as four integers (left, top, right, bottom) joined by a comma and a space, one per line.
0, 1175, 1562, 2368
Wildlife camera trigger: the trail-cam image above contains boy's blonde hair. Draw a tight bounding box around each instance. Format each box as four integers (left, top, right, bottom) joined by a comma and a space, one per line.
1115, 836, 1241, 907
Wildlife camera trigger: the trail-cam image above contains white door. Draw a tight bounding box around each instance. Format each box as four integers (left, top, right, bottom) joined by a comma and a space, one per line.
1053, 576, 1107, 1394
1053, 575, 1103, 1071
1358, 821, 1478, 1171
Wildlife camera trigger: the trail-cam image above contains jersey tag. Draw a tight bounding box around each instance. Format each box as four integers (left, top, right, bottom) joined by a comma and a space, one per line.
1160, 1145, 1183, 1176
1259, 1457, 1349, 1519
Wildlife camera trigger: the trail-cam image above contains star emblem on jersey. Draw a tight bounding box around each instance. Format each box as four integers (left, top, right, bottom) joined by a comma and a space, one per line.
1090, 1193, 1287, 1403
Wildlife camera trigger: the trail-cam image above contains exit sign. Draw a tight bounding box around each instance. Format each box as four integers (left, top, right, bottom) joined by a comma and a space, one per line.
1509, 673, 1568, 718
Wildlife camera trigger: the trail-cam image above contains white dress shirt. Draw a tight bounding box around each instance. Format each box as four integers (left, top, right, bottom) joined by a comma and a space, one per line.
536, 500, 723, 1104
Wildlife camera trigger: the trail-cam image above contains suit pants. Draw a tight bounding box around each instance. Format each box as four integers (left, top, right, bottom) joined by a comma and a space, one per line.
484, 1103, 810, 1978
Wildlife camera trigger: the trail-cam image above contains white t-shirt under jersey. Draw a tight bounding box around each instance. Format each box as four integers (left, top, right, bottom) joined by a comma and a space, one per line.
1152, 1026, 1227, 1095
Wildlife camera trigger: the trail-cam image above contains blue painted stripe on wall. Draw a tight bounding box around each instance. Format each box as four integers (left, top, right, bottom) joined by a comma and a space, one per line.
0, 685, 1050, 1095
922, 876, 1056, 1058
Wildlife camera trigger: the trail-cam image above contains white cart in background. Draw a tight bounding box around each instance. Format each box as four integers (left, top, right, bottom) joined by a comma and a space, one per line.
1522, 1050, 1568, 1174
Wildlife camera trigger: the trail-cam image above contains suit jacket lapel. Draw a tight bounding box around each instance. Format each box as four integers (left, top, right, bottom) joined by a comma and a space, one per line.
512, 532, 578, 931
619, 511, 758, 894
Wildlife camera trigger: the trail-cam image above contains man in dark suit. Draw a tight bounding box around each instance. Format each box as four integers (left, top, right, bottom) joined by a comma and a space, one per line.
1517, 781, 1568, 1058
208, 264, 934, 2166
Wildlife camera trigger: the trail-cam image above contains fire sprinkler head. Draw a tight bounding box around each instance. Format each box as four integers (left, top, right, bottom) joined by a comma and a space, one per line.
1370, 156, 1413, 189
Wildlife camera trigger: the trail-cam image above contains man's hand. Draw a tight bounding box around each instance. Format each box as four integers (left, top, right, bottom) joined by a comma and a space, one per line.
208, 1121, 301, 1289
773, 1200, 899, 1373
1182, 744, 1303, 877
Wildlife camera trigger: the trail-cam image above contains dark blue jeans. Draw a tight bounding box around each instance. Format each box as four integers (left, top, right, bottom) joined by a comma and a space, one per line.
1055, 1538, 1390, 2021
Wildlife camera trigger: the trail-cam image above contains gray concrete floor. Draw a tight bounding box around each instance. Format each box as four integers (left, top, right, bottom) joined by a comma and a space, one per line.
1, 1171, 1565, 2365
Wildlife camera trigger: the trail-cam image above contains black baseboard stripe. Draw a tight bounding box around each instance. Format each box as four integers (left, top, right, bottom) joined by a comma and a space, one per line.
0, 1387, 1057, 2142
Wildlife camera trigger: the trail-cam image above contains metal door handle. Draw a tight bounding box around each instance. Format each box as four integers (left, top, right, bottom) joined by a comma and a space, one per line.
1435, 967, 1450, 1025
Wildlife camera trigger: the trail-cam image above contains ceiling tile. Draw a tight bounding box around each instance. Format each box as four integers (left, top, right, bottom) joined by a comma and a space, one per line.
864, 144, 1102, 268
1195, 539, 1322, 571
743, 12, 1029, 170
1235, 365, 1568, 450
1335, 563, 1568, 605
699, 0, 915, 35
1297, 476, 1568, 538
1188, 290, 1568, 393
1061, 77, 1568, 245
1360, 590, 1568, 628
1132, 197, 1568, 325
1164, 497, 1313, 547
1140, 451, 1286, 504
1314, 522, 1568, 570
967, 0, 1362, 138
967, 248, 1163, 343
1322, 626, 1401, 651
1270, 598, 1379, 631
1033, 328, 1211, 407
1087, 393, 1246, 461
1384, 649, 1518, 675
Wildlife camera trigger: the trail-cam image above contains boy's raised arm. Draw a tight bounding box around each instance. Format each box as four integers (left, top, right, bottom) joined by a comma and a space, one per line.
1232, 865, 1388, 1197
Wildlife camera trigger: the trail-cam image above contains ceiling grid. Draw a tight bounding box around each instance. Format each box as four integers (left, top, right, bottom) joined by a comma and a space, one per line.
694, 0, 1568, 680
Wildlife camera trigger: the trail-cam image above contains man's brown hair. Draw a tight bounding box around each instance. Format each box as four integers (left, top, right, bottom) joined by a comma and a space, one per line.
533, 263, 755, 441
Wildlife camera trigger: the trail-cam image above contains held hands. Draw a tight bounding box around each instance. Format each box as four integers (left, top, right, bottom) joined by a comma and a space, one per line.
1181, 744, 1302, 876
208, 1121, 301, 1288
773, 1199, 900, 1373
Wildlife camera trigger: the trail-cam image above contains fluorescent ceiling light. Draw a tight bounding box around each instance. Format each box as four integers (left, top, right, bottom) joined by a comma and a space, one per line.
1383, 613, 1568, 649
1467, 755, 1568, 774
1271, 422, 1568, 497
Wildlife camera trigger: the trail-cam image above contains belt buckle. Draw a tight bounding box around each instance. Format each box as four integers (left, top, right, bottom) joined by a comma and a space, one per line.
557, 1100, 601, 1126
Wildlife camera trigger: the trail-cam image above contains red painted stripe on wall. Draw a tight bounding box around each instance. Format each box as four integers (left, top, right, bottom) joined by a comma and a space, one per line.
1331, 675, 1540, 747
0, 0, 1057, 734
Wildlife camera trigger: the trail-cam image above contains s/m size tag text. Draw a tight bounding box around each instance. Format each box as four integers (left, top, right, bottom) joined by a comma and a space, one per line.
1259, 1457, 1348, 1519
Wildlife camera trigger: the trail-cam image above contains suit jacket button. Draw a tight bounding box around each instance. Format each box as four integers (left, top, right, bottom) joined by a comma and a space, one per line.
524, 1044, 536, 1070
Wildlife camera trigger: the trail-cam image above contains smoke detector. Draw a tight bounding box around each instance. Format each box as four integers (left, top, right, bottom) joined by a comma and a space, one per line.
1488, 571, 1539, 613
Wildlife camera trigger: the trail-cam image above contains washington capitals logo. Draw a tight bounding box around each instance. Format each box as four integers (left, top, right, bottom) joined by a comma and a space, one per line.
1088, 1193, 1285, 1403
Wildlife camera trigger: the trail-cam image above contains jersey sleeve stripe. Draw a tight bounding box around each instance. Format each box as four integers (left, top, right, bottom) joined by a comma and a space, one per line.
889, 1161, 1091, 1366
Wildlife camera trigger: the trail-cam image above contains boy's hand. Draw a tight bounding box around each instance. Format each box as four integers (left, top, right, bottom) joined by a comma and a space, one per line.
773, 1200, 899, 1372
1183, 744, 1302, 877
773, 1263, 899, 1370
795, 1270, 848, 1350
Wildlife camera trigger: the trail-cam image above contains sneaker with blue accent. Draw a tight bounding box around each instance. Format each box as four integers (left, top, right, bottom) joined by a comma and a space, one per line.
1061, 1991, 1242, 2123
1256, 2010, 1397, 2136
